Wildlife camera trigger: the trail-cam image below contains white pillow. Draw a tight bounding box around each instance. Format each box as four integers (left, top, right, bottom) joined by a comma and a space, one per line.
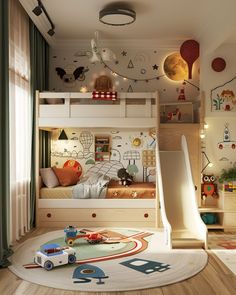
40, 168, 60, 188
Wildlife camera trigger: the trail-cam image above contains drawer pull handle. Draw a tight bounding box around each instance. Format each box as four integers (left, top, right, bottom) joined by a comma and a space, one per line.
47, 213, 51, 218
92, 213, 96, 218
144, 213, 149, 218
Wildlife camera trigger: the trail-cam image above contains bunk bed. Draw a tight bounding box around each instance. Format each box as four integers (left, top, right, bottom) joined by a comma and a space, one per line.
36, 91, 159, 228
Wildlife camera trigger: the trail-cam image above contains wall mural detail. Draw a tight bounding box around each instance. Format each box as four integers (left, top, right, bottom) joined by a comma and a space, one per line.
50, 47, 199, 98
51, 129, 155, 181
218, 123, 236, 150
55, 65, 89, 87
79, 131, 93, 155
127, 59, 134, 69
211, 76, 236, 111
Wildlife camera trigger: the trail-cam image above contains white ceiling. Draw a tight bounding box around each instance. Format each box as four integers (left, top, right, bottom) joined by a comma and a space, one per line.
20, 0, 236, 50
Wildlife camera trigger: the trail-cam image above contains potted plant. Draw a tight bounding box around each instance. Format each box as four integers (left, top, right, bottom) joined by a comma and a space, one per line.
218, 165, 236, 192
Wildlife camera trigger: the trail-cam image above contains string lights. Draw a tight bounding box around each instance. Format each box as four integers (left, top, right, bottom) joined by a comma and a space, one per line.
101, 58, 200, 90
102, 59, 165, 82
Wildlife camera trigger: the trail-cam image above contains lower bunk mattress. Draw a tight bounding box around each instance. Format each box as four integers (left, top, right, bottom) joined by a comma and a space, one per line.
40, 181, 156, 199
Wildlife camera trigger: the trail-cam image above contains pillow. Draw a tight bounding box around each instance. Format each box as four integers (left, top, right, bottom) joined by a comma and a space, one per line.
40, 168, 60, 188
52, 167, 80, 187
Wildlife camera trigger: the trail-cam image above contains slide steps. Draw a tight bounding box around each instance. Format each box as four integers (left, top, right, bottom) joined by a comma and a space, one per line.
172, 230, 205, 249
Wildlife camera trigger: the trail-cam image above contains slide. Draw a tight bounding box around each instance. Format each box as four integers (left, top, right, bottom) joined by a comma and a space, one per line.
156, 135, 207, 249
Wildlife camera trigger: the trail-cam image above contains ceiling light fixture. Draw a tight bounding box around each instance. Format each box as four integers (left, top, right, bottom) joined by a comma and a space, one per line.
32, 0, 55, 36
99, 7, 136, 26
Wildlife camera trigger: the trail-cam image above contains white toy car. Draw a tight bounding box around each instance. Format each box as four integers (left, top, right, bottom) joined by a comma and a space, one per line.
34, 243, 76, 270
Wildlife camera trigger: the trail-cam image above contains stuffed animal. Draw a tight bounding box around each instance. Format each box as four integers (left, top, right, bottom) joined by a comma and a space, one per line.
94, 75, 112, 92
117, 168, 133, 186
201, 174, 218, 200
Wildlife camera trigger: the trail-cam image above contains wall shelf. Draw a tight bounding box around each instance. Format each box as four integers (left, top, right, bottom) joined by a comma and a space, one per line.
95, 135, 111, 162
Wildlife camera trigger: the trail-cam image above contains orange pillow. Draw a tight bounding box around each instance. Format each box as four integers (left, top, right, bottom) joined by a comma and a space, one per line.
52, 167, 79, 187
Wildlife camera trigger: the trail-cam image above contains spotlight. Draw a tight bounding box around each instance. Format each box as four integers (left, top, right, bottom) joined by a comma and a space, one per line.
32, 0, 55, 37
32, 4, 42, 16
47, 29, 55, 36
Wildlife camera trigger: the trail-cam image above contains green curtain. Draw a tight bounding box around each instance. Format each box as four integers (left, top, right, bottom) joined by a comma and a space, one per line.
39, 130, 51, 168
29, 20, 49, 228
0, 0, 13, 267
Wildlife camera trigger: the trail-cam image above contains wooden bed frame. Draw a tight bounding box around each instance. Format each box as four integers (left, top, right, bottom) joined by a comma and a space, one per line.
35, 91, 201, 229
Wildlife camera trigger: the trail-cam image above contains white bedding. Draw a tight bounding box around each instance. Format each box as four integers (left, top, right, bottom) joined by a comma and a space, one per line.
72, 173, 110, 199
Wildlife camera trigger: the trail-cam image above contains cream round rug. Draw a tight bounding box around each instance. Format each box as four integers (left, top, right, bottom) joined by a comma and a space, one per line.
9, 228, 208, 292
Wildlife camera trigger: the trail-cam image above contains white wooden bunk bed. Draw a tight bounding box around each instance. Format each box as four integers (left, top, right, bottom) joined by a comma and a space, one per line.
36, 91, 159, 228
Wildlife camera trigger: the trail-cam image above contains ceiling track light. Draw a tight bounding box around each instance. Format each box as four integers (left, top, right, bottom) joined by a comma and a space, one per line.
32, 0, 55, 36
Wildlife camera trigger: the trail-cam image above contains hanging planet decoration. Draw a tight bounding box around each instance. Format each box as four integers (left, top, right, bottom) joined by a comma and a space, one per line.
180, 39, 199, 79
211, 57, 226, 72
163, 52, 188, 81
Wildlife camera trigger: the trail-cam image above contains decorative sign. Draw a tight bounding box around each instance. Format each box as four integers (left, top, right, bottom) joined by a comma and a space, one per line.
92, 91, 117, 101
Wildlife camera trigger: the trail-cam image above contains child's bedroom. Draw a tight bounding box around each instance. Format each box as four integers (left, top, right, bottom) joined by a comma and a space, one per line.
1, 0, 236, 294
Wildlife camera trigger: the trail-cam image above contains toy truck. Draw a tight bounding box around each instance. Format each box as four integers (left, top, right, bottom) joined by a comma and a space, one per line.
34, 243, 76, 270
64, 226, 105, 246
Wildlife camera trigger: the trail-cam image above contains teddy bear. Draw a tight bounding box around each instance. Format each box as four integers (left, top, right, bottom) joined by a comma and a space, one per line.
117, 168, 133, 186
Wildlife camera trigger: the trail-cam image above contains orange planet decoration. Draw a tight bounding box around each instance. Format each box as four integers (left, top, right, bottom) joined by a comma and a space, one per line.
63, 160, 82, 178
163, 52, 188, 81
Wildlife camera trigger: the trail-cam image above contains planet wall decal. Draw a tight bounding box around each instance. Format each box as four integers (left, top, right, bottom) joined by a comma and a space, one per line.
163, 52, 188, 81
211, 57, 226, 72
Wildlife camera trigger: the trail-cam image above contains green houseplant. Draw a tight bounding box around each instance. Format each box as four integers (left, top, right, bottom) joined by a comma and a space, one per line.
218, 165, 236, 192
219, 165, 236, 183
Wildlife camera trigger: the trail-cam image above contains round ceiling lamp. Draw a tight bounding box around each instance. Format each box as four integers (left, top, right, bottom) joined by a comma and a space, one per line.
99, 8, 136, 26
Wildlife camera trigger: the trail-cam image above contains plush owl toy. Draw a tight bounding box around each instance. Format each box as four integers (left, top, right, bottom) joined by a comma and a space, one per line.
201, 174, 218, 200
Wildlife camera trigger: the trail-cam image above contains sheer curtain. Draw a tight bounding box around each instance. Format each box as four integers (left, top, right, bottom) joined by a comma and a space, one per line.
9, 0, 31, 242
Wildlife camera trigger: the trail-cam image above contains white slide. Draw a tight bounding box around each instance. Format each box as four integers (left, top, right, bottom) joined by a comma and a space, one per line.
156, 135, 208, 249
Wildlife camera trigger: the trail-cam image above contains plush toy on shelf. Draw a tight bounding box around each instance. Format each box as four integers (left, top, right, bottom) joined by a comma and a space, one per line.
201, 174, 218, 202
117, 168, 133, 186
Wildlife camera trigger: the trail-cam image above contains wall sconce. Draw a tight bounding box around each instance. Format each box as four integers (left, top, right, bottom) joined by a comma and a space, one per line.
203, 122, 209, 129
201, 151, 213, 173
32, 0, 55, 36
58, 129, 68, 140
200, 130, 206, 139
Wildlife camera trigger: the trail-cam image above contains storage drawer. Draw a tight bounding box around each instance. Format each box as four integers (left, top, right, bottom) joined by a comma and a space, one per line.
38, 208, 155, 222
224, 196, 236, 211
223, 213, 236, 227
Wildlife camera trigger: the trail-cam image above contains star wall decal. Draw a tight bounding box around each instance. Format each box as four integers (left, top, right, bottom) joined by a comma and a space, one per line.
121, 51, 127, 56
152, 64, 158, 70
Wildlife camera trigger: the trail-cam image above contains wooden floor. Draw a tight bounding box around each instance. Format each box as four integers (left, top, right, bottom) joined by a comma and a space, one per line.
1, 228, 236, 295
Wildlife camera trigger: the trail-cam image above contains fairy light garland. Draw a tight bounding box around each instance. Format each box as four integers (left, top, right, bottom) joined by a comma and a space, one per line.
101, 59, 165, 82
99, 56, 199, 90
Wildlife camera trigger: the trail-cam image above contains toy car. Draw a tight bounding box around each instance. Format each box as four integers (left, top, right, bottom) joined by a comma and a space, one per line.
34, 243, 76, 270
64, 226, 105, 246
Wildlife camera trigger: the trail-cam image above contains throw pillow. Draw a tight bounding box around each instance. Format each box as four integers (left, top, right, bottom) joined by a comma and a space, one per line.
40, 167, 60, 188
52, 167, 80, 187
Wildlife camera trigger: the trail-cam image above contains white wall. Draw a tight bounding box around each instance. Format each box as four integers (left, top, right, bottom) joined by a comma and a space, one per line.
201, 44, 236, 175
49, 46, 200, 103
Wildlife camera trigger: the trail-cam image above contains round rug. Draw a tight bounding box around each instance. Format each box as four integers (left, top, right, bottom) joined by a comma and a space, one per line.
9, 228, 208, 292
